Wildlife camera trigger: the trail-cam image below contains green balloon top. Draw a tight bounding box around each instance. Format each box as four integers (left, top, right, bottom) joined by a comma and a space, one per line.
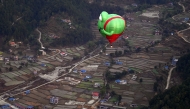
98, 11, 126, 37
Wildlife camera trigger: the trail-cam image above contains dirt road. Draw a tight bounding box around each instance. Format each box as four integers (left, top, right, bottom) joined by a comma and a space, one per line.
165, 67, 176, 89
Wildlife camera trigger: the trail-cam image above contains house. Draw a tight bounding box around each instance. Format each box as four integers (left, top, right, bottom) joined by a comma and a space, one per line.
92, 92, 99, 99
115, 60, 123, 65
24, 90, 30, 95
104, 62, 110, 66
86, 75, 92, 79
61, 19, 71, 24
50, 96, 59, 104
1, 105, 10, 109
33, 70, 37, 75
73, 69, 78, 73
171, 56, 180, 66
94, 83, 101, 87
131, 75, 137, 80
164, 66, 169, 70
60, 52, 67, 56
26, 106, 34, 109
41, 63, 46, 67
14, 56, 18, 61
115, 79, 127, 84
8, 97, 15, 101
39, 50, 46, 55
80, 69, 86, 73
100, 99, 108, 103
4, 58, 9, 62
9, 41, 16, 46
123, 36, 128, 39
82, 78, 89, 82
155, 30, 161, 35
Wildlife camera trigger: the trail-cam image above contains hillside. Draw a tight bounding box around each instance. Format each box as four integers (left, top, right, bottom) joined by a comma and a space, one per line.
0, 0, 124, 48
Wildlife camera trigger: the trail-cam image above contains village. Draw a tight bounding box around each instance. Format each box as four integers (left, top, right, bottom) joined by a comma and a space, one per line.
0, 2, 190, 109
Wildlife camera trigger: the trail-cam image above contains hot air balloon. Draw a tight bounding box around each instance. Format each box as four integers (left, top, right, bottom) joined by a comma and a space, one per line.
98, 11, 126, 47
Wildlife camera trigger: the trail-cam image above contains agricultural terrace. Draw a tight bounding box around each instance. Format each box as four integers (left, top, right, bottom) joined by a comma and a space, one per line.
123, 6, 163, 47
0, 45, 87, 93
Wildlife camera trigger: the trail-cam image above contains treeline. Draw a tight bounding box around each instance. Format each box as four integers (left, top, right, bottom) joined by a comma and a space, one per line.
0, 0, 124, 46
135, 0, 180, 5
141, 54, 190, 109
176, 53, 190, 79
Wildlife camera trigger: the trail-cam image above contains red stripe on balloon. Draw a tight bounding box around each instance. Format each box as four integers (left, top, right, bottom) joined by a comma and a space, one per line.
104, 16, 126, 30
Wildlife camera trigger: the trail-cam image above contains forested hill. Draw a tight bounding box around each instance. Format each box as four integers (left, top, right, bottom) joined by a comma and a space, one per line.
141, 54, 190, 109
0, 0, 124, 46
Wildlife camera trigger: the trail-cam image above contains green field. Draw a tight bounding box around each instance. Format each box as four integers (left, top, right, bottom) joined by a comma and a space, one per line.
89, 78, 104, 82
152, 69, 159, 74
80, 94, 91, 99
129, 67, 142, 73
111, 85, 120, 89
79, 46, 85, 49
45, 63, 54, 68
67, 49, 73, 53
109, 95, 119, 102
74, 53, 81, 57
76, 82, 93, 89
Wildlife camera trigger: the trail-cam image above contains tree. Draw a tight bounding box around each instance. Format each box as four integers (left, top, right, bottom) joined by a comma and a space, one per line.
110, 53, 114, 57
176, 53, 190, 79
18, 65, 22, 70
118, 51, 122, 56
118, 95, 122, 102
153, 82, 158, 92
129, 70, 134, 74
110, 91, 116, 96
25, 62, 28, 67
9, 67, 13, 72
99, 86, 106, 97
18, 51, 22, 55
106, 83, 110, 90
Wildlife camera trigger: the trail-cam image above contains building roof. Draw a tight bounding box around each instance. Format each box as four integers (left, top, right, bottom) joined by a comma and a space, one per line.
80, 69, 86, 73
9, 41, 16, 45
92, 92, 99, 96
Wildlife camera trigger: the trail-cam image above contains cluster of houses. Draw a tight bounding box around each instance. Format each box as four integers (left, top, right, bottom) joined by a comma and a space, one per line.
61, 19, 71, 24
61, 19, 75, 29
154, 30, 161, 35
60, 52, 67, 56
9, 41, 20, 48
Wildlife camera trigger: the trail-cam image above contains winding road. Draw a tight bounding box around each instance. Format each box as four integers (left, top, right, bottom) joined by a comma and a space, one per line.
36, 28, 61, 59
165, 2, 190, 90
174, 2, 190, 43
165, 67, 176, 89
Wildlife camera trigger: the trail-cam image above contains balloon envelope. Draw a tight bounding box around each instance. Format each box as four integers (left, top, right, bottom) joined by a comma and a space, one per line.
97, 11, 126, 44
